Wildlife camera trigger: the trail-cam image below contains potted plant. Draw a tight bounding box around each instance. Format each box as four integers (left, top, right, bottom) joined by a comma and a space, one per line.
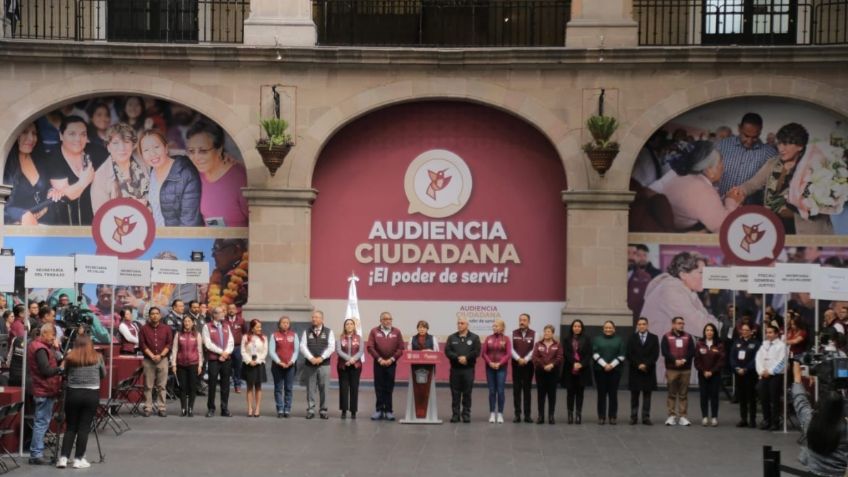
256, 117, 294, 177
582, 115, 620, 175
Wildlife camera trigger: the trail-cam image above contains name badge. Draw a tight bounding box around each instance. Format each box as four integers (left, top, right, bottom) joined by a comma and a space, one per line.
737, 350, 746, 361
699, 348, 707, 354
675, 339, 683, 349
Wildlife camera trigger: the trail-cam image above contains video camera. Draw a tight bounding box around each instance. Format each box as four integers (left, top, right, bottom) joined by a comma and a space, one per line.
794, 331, 848, 392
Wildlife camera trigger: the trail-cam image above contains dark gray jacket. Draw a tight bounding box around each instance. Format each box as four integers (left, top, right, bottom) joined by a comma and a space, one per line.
159, 156, 203, 226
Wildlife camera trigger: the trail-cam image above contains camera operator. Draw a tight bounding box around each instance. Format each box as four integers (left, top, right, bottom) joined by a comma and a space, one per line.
790, 360, 848, 477
27, 323, 63, 465
56, 335, 105, 469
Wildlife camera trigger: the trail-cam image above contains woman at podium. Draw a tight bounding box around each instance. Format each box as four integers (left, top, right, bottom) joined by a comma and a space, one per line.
408, 321, 439, 352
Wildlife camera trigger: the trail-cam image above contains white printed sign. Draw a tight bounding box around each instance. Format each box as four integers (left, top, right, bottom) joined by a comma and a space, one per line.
813, 267, 848, 301
75, 254, 118, 284
25, 256, 75, 288
151, 260, 187, 284
117, 260, 151, 287
729, 267, 749, 291
0, 256, 14, 293
775, 263, 818, 294
185, 262, 210, 284
702, 267, 734, 290
747, 266, 779, 294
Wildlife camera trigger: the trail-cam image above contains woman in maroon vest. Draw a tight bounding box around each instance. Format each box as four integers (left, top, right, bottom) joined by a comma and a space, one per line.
336, 318, 364, 419
170, 316, 203, 417
117, 307, 139, 355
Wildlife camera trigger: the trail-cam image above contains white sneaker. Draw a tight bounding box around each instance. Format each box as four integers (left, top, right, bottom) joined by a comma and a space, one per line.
678, 417, 691, 426
702, 417, 709, 426
711, 417, 718, 427
488, 413, 496, 423
72, 458, 91, 469
56, 456, 68, 468
664, 416, 677, 426
496, 413, 504, 424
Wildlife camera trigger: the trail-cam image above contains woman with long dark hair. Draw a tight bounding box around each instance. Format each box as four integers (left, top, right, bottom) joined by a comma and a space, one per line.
562, 319, 592, 424
170, 315, 203, 417
791, 362, 848, 476
241, 319, 267, 417
694, 323, 725, 427
4, 123, 56, 225
336, 318, 364, 419
785, 312, 809, 358
57, 335, 105, 469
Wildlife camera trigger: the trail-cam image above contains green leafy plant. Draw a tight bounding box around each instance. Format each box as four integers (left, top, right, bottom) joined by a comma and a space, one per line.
582, 115, 620, 152
258, 118, 293, 148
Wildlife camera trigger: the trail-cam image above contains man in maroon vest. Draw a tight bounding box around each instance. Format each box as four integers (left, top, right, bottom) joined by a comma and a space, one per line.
269, 316, 299, 418
226, 303, 246, 394
139, 307, 174, 417
28, 324, 62, 465
661, 316, 695, 426
511, 313, 535, 423
366, 312, 405, 421
202, 306, 235, 417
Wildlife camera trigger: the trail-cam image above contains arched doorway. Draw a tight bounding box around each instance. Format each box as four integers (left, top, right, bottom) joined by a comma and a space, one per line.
310, 101, 567, 342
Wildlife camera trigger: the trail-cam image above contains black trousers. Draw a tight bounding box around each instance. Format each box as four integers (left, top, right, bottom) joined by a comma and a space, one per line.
737, 372, 758, 423
61, 388, 98, 459
176, 364, 199, 411
757, 374, 783, 424
566, 381, 585, 415
630, 390, 652, 419
207, 359, 232, 412
512, 362, 534, 418
450, 367, 474, 418
373, 361, 397, 412
536, 370, 558, 418
699, 372, 721, 418
594, 368, 621, 419
339, 366, 361, 413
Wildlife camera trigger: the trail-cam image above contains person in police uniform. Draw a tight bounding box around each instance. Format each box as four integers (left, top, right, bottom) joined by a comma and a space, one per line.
444, 316, 481, 423
729, 322, 760, 428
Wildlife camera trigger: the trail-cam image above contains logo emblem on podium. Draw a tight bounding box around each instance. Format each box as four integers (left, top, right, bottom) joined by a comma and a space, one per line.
414, 368, 430, 384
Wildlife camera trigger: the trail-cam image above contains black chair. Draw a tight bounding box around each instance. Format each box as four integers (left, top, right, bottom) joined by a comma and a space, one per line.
95, 376, 134, 435
0, 402, 22, 473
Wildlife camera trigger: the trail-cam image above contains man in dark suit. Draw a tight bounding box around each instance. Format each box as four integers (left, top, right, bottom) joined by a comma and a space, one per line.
626, 316, 660, 425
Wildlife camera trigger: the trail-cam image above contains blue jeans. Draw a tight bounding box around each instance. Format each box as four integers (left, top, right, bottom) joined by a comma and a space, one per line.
486, 367, 507, 413
231, 346, 243, 388
272, 364, 295, 413
31, 396, 55, 458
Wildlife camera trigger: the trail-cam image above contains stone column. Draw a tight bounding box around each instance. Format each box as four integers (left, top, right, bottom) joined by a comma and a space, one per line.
561, 190, 634, 329
566, 0, 638, 48
241, 187, 317, 321
243, 0, 316, 47
0, 184, 11, 247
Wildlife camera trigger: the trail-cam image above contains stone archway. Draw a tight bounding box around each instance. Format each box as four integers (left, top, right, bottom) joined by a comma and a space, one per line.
0, 73, 261, 181
280, 79, 585, 190
608, 75, 848, 190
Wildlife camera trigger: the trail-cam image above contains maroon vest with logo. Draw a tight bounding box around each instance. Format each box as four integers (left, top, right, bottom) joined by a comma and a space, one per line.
28, 340, 61, 398
512, 328, 535, 359
207, 323, 231, 361
338, 334, 362, 370
664, 331, 692, 362
177, 331, 201, 366
273, 330, 296, 364
120, 322, 139, 354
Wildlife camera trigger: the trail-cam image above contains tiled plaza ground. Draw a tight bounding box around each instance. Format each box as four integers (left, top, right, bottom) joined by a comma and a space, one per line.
13, 385, 800, 477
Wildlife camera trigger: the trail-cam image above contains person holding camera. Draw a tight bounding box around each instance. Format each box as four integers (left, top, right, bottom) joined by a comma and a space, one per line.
56, 335, 105, 469
790, 361, 848, 476
27, 324, 63, 465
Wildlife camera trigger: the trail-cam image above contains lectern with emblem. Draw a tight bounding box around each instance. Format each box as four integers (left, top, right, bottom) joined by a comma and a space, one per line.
400, 350, 442, 424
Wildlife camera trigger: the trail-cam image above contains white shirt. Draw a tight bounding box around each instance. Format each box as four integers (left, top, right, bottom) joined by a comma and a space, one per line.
755, 338, 787, 376
299, 326, 336, 361
202, 321, 234, 356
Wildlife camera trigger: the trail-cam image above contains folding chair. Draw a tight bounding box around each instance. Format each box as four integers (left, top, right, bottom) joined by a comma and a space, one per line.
123, 366, 146, 416
0, 403, 21, 473
95, 376, 133, 435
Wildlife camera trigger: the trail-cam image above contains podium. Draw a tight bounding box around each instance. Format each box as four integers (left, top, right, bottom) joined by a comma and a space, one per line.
400, 350, 442, 424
